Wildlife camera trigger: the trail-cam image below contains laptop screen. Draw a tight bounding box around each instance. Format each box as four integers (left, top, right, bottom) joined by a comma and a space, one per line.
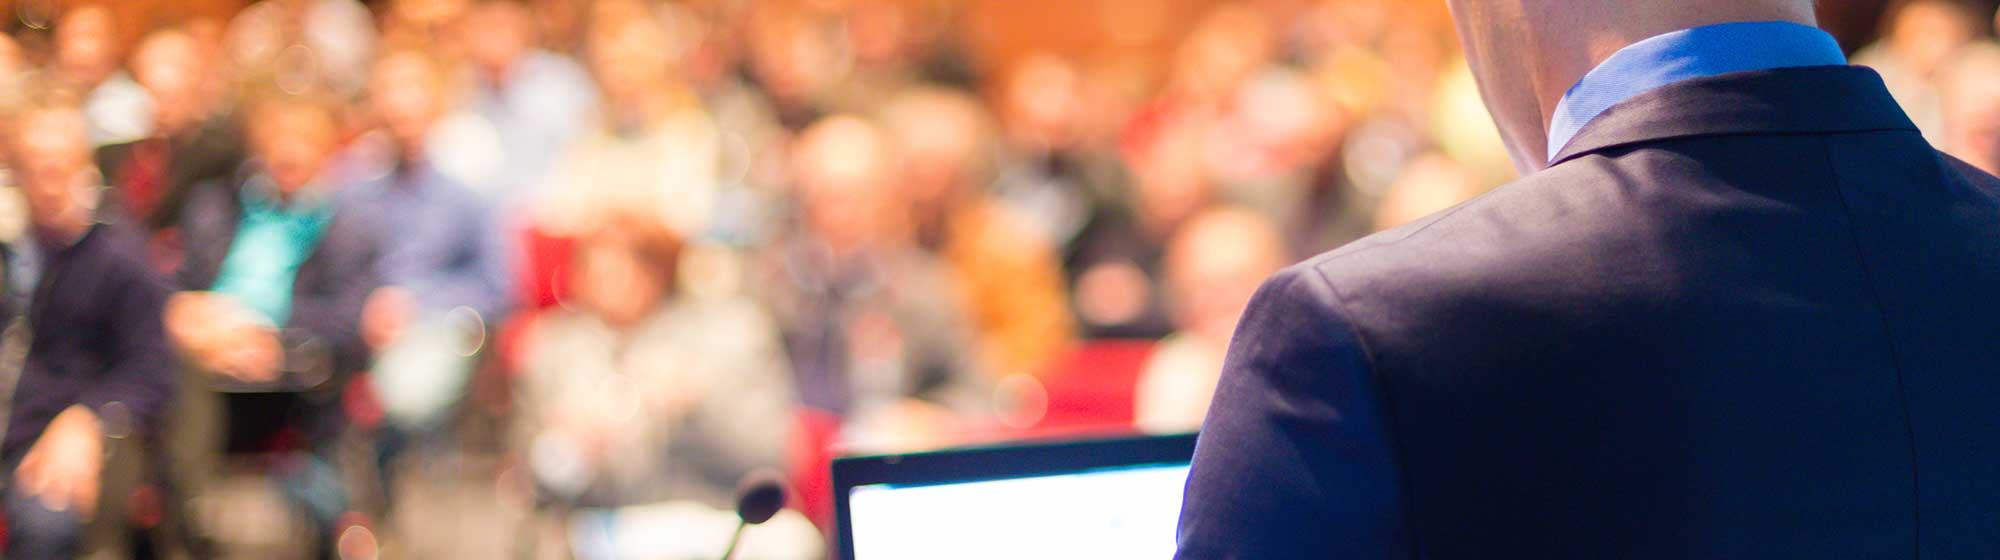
844, 462, 1192, 559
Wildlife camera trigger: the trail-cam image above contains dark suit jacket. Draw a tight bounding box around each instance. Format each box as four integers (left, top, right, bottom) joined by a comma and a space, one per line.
1178, 66, 2000, 558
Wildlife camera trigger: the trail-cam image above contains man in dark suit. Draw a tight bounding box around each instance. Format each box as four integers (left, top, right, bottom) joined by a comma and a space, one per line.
1177, 0, 2000, 558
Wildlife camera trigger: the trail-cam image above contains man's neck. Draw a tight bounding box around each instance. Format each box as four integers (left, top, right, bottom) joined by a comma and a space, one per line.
1528, 3, 1820, 131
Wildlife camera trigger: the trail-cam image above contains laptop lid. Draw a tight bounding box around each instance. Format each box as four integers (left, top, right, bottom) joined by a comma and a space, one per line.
832, 433, 1198, 560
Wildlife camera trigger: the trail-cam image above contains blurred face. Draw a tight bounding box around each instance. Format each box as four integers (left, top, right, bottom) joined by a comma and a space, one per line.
573, 237, 668, 328
747, 5, 844, 105
133, 32, 207, 136
795, 117, 896, 252
1129, 115, 1215, 236
8, 109, 97, 236
1173, 5, 1276, 101
1444, 0, 1549, 171
250, 102, 341, 196
462, 1, 535, 78
1890, 1, 1976, 75
1166, 211, 1285, 344
1005, 53, 1081, 147
369, 53, 447, 152
587, 16, 671, 105
1943, 62, 2000, 174
56, 4, 117, 86
884, 91, 989, 208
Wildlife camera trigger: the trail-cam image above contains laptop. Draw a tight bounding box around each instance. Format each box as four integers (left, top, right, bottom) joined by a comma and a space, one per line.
832, 433, 1198, 560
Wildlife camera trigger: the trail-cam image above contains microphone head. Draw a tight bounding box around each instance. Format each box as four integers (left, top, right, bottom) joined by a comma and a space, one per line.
735, 470, 789, 525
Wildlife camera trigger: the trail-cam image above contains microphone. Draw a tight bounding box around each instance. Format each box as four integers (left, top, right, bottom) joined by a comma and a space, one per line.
720, 469, 789, 560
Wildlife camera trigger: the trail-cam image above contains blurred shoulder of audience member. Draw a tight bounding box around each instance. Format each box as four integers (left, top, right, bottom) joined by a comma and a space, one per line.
519, 212, 794, 508
172, 83, 378, 387
1939, 41, 2000, 176
96, 25, 247, 264
0, 81, 176, 558
1134, 206, 1284, 433
56, 2, 153, 146
1853, 0, 1984, 144
1374, 153, 1482, 232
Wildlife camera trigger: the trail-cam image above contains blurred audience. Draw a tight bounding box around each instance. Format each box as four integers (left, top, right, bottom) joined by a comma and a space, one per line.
57, 3, 152, 146
223, 0, 379, 97
1133, 207, 1285, 433
454, 0, 599, 204
168, 86, 379, 554
347, 43, 515, 507
2, 83, 176, 560
0, 0, 1987, 556
768, 115, 986, 452
518, 214, 792, 509
1374, 153, 1484, 231
1940, 41, 2000, 175
879, 86, 1075, 381
96, 26, 246, 271
1854, 0, 1984, 143
533, 1, 719, 239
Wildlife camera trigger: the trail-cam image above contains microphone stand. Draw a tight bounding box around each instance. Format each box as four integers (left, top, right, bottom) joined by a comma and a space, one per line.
719, 521, 750, 560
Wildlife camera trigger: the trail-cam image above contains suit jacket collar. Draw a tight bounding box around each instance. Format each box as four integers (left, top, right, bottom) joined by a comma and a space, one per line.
1549, 65, 1919, 167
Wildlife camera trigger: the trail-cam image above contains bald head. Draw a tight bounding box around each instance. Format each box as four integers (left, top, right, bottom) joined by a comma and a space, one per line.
794, 115, 901, 251
133, 28, 209, 136
6, 100, 98, 239
1445, 0, 1818, 171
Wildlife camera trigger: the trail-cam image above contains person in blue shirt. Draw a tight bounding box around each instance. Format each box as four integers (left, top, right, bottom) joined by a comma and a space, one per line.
346, 43, 515, 509
1177, 0, 2000, 557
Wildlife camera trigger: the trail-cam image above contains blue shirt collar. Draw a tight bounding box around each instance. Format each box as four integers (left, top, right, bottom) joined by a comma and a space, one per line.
1546, 21, 1847, 163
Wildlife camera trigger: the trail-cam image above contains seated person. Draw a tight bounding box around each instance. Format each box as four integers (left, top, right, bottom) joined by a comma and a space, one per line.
167, 85, 378, 553
94, 25, 244, 271
347, 43, 514, 507
171, 86, 376, 391
2, 84, 176, 560
517, 214, 794, 510
1133, 207, 1287, 433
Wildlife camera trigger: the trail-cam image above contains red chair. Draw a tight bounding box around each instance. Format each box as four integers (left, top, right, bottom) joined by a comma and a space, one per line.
1019, 339, 1159, 438
789, 407, 844, 531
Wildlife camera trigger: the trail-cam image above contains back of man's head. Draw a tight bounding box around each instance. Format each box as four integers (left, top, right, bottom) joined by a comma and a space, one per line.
1444, 0, 1819, 171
